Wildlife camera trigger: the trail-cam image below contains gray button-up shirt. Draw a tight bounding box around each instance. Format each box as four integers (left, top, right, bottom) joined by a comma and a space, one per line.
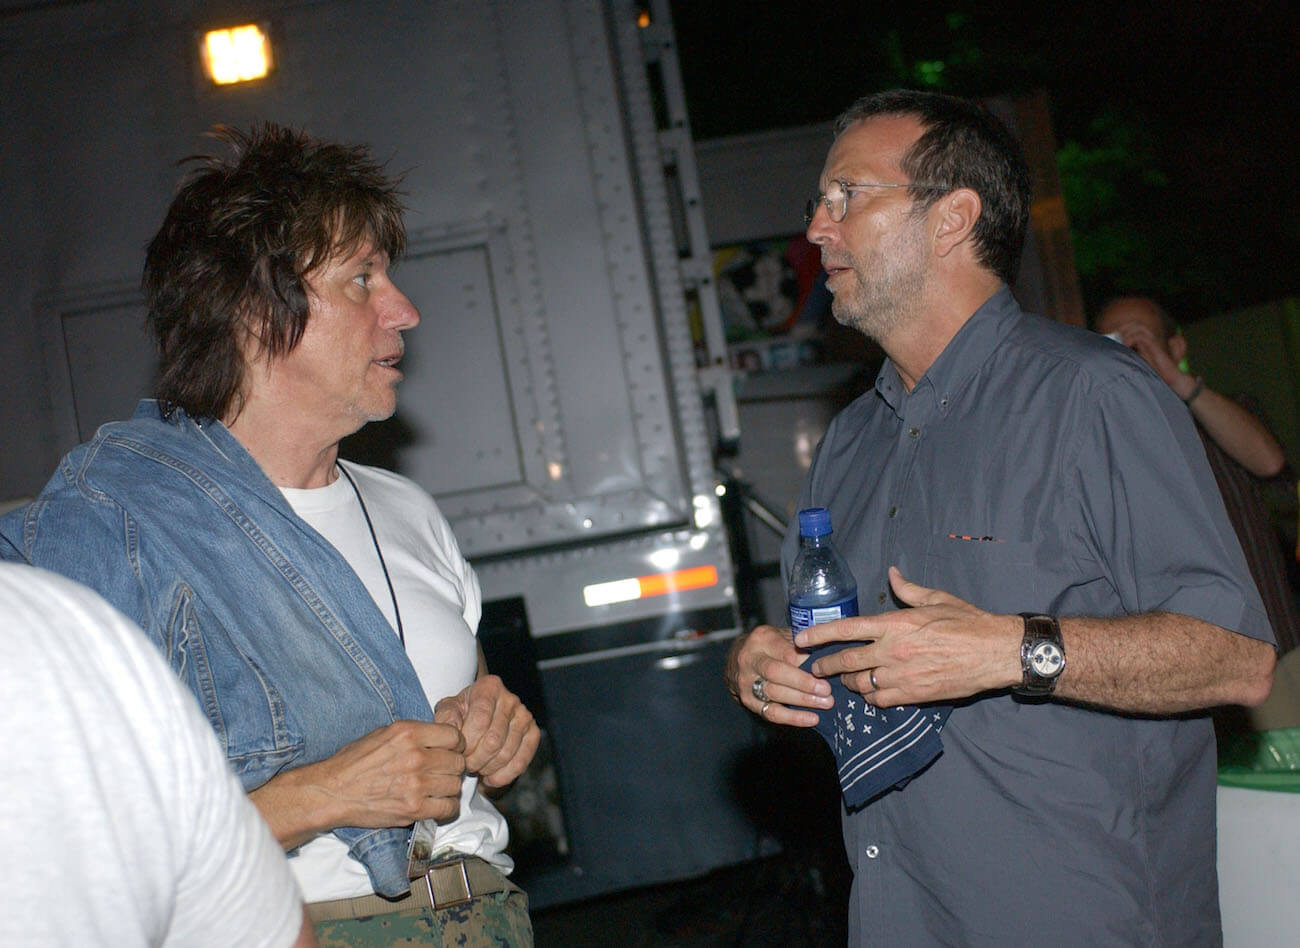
784, 287, 1273, 946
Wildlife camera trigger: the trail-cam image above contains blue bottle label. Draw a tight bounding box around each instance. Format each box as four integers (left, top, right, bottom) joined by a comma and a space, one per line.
789, 596, 859, 633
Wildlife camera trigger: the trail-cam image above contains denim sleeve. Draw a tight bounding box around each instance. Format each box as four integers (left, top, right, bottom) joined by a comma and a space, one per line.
0, 510, 25, 562
12, 493, 158, 642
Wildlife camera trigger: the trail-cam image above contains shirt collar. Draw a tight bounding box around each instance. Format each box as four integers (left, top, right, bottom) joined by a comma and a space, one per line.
873, 285, 1018, 417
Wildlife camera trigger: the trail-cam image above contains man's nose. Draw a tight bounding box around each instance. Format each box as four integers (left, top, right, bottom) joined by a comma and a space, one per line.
384, 286, 420, 331
806, 201, 833, 246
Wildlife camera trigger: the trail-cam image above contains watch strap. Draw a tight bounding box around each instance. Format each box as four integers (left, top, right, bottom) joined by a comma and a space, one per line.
1016, 613, 1065, 696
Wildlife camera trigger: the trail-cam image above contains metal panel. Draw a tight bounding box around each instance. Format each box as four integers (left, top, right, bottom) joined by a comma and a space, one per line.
694, 123, 834, 246
387, 226, 534, 499
476, 0, 739, 635
5, 0, 703, 559
528, 632, 764, 905
38, 286, 152, 446
3, 0, 737, 618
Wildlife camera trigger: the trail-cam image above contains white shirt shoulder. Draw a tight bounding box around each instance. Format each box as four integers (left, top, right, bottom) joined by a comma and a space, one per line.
0, 564, 304, 948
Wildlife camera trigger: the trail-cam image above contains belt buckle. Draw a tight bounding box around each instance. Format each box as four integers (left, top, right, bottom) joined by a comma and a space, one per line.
424, 856, 473, 909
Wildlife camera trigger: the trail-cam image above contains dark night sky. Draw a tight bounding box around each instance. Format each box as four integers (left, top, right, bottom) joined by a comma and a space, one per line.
668, 0, 1299, 318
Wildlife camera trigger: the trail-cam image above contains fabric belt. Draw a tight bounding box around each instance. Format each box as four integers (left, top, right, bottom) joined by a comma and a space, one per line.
306, 855, 510, 923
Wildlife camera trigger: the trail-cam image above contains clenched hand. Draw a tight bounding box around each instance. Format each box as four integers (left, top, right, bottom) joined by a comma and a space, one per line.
250, 719, 467, 848
435, 674, 540, 788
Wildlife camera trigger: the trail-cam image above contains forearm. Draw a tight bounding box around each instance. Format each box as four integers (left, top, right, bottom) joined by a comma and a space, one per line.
1187, 385, 1285, 477
801, 572, 1277, 716
249, 719, 468, 849
249, 764, 346, 851
1054, 612, 1275, 714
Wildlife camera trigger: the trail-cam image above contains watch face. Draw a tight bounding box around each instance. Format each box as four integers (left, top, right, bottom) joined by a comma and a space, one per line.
1029, 640, 1064, 677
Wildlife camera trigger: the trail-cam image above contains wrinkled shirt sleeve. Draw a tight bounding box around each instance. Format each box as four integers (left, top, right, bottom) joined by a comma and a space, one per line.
1069, 371, 1273, 642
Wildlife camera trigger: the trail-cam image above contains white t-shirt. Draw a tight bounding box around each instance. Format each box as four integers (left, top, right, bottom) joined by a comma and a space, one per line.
0, 564, 305, 948
280, 461, 510, 903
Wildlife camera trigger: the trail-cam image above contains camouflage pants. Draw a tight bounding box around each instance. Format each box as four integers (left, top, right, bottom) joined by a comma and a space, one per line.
313, 878, 533, 947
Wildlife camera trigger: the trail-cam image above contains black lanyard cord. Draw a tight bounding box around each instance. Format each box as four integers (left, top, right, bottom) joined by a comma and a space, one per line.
336, 462, 405, 647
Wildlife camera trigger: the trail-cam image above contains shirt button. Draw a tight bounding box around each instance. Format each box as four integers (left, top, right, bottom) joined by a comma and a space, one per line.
877, 592, 886, 604
888, 505, 898, 518
865, 845, 880, 859
908, 427, 920, 438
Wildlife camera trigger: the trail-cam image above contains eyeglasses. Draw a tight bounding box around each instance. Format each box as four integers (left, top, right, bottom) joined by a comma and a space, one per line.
804, 179, 946, 226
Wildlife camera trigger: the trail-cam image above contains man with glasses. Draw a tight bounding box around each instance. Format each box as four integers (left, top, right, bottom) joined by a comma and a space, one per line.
724, 89, 1275, 944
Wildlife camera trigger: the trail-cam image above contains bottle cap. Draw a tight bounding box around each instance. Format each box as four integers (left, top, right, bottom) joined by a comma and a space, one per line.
797, 507, 832, 537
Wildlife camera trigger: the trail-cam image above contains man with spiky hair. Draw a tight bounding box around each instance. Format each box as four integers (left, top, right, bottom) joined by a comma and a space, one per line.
2, 124, 538, 945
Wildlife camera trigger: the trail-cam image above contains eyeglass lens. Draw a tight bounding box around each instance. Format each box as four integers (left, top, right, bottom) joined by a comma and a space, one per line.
804, 184, 845, 226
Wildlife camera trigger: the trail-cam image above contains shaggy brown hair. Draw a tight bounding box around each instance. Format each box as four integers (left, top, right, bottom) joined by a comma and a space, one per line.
143, 123, 407, 420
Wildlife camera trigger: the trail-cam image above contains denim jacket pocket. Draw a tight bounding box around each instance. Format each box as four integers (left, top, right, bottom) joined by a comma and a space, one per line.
165, 582, 304, 787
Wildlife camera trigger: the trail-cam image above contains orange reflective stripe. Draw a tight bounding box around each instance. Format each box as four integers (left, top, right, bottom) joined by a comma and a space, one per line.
637, 565, 718, 598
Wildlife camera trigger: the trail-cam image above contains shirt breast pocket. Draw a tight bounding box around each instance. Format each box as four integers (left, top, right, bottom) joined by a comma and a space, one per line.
922, 534, 1041, 615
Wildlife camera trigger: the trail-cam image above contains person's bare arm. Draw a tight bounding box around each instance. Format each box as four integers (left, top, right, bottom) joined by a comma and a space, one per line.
1120, 322, 1284, 477
1050, 610, 1274, 711
796, 567, 1274, 715
1185, 385, 1286, 477
249, 719, 466, 850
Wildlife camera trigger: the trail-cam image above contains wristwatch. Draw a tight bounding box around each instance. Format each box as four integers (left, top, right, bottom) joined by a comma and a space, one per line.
1015, 613, 1065, 696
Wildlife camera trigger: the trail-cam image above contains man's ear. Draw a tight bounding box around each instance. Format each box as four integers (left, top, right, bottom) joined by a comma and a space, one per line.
1169, 332, 1188, 364
932, 188, 981, 258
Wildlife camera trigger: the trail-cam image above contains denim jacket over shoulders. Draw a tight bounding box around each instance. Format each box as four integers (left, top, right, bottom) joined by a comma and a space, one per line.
0, 400, 430, 897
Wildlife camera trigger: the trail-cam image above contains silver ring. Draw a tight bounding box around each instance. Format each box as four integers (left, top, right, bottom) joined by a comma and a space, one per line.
760, 701, 771, 719
869, 668, 879, 691
751, 677, 769, 703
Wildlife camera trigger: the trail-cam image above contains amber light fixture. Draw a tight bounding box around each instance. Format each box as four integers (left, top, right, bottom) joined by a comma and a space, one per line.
201, 24, 273, 85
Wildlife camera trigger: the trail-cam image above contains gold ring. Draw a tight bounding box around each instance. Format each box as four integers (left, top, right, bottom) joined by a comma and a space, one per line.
759, 701, 771, 718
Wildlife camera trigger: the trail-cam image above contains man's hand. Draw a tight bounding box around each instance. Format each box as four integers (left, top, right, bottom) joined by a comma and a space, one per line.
250, 719, 467, 848
434, 675, 539, 789
1109, 321, 1199, 398
724, 623, 833, 727
1109, 319, 1285, 476
795, 567, 1020, 706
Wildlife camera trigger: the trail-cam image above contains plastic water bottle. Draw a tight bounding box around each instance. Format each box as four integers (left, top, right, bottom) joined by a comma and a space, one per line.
788, 507, 859, 633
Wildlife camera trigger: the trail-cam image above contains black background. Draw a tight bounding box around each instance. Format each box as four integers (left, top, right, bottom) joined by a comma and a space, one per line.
669, 0, 1298, 320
